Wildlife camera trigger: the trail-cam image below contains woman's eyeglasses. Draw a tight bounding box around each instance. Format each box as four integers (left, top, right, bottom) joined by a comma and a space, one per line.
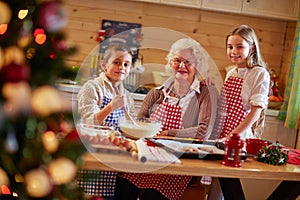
171, 58, 193, 67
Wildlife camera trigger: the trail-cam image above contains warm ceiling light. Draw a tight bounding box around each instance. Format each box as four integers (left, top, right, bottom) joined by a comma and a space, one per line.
18, 9, 29, 19
0, 24, 8, 35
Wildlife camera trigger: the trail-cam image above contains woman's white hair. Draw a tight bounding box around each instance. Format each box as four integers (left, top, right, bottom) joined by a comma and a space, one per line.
166, 38, 209, 76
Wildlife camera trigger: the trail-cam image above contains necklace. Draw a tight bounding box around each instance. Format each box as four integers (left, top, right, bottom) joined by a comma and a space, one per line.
171, 89, 188, 99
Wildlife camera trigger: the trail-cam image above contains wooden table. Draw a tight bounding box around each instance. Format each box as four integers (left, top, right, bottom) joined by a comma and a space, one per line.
82, 152, 300, 181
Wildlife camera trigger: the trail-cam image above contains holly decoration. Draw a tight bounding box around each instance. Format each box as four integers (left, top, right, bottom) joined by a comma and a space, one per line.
0, 0, 87, 199
256, 143, 288, 165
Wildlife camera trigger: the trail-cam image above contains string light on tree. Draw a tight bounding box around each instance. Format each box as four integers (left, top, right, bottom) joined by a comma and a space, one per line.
0, 168, 10, 189
47, 157, 77, 185
0, 24, 8, 35
18, 9, 28, 20
42, 131, 59, 154
0, 1, 12, 24
24, 169, 53, 198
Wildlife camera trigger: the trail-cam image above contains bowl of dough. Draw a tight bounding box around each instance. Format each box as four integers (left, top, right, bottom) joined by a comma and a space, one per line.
119, 117, 162, 139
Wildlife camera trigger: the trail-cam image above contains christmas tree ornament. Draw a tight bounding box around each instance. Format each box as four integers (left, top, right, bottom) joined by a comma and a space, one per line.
37, 1, 67, 33
0, 1, 12, 24
3, 46, 26, 66
0, 62, 30, 83
31, 86, 66, 116
42, 131, 59, 154
17, 34, 33, 48
25, 47, 35, 59
47, 157, 77, 185
0, 168, 10, 188
24, 168, 53, 198
2, 82, 31, 118
51, 37, 67, 51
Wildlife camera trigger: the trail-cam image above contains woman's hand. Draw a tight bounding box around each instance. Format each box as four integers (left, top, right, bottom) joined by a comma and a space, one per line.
110, 95, 125, 110
157, 130, 168, 136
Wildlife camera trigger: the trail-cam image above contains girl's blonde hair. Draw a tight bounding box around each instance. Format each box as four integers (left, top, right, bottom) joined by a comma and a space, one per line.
102, 43, 133, 63
226, 25, 267, 69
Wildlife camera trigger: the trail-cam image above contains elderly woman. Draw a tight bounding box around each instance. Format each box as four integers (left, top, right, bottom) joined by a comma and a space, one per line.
115, 38, 219, 200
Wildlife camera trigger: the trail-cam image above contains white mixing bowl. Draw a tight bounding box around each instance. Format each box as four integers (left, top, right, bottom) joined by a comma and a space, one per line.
119, 117, 161, 139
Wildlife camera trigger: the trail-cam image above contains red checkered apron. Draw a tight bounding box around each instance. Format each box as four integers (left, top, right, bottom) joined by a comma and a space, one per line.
121, 96, 192, 200
150, 101, 183, 131
201, 76, 248, 185
217, 76, 248, 138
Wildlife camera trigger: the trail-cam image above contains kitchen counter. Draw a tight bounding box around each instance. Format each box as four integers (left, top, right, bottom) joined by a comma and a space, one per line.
131, 92, 146, 101
265, 109, 280, 117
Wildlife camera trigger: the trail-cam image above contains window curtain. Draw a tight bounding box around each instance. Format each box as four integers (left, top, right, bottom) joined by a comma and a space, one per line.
278, 10, 300, 129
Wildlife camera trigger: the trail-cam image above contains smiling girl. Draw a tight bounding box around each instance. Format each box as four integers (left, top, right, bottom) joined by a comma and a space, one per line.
214, 25, 270, 141
78, 43, 135, 129
77, 43, 135, 199
207, 24, 271, 200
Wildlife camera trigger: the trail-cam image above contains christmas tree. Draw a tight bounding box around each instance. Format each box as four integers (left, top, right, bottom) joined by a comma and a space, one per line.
0, 0, 87, 199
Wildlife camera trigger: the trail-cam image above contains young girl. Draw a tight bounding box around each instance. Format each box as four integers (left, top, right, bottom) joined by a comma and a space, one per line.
214, 24, 270, 141
77, 43, 135, 200
209, 25, 271, 200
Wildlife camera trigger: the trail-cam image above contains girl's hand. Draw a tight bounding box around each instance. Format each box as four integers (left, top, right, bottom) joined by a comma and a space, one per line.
110, 95, 125, 110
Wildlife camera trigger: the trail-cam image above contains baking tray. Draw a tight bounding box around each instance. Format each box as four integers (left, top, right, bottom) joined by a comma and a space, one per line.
146, 138, 252, 160
152, 136, 225, 149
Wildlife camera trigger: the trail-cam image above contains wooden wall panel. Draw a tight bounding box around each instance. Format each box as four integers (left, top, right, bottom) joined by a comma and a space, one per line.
64, 0, 296, 86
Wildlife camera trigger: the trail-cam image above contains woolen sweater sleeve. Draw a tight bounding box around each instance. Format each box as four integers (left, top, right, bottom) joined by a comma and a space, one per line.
137, 88, 164, 118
